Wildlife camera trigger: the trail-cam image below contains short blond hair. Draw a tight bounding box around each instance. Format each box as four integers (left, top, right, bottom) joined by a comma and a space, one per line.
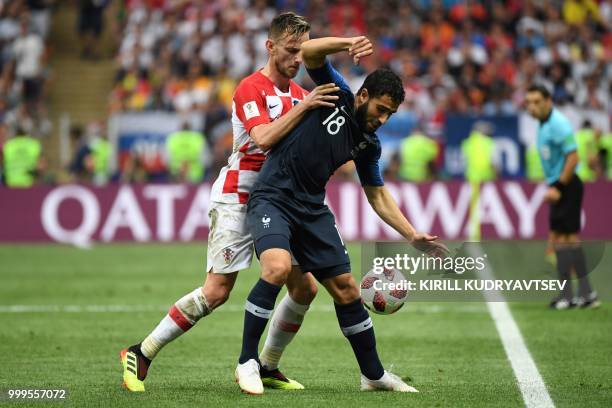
268, 12, 310, 40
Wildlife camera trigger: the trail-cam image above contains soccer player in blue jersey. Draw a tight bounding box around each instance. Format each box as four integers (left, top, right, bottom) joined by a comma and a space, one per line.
525, 84, 600, 310
234, 36, 449, 394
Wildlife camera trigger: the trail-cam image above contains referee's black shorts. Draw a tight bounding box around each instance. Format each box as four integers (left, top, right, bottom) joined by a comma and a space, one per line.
550, 174, 583, 234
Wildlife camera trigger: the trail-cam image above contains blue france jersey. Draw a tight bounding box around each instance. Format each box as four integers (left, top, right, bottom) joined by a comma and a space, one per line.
536, 108, 577, 184
251, 60, 384, 204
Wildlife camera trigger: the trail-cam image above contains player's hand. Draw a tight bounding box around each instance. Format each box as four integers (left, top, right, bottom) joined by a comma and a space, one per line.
410, 233, 450, 258
302, 83, 340, 110
348, 36, 373, 65
544, 186, 561, 203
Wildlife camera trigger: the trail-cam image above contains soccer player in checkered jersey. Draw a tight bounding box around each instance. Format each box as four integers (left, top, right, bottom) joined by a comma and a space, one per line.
120, 12, 341, 391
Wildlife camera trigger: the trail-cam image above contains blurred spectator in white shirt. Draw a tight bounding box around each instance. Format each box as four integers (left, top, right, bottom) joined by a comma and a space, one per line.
13, 16, 44, 115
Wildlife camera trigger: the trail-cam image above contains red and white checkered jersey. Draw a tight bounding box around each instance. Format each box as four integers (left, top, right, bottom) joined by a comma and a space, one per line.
210, 70, 308, 204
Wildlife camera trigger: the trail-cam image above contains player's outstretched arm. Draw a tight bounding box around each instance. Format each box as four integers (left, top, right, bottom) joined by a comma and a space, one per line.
363, 185, 450, 258
250, 84, 341, 151
301, 36, 373, 69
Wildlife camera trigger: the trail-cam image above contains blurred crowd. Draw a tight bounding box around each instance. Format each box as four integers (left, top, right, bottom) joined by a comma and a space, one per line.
111, 0, 611, 116
1, 0, 611, 187
0, 1, 53, 135
0, 0, 55, 187
106, 0, 610, 186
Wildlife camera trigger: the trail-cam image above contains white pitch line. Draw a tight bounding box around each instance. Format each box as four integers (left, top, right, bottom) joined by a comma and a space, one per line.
468, 244, 555, 408
0, 303, 487, 314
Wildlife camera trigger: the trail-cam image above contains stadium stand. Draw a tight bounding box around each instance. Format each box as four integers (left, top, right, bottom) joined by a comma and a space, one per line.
1, 1, 610, 185
107, 0, 609, 182
0, 0, 55, 185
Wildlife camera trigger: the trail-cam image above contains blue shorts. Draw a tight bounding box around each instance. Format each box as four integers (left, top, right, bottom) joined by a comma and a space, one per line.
247, 189, 350, 281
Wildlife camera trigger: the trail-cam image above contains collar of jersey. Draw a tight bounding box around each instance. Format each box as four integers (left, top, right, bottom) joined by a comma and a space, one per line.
540, 108, 554, 124
255, 70, 293, 96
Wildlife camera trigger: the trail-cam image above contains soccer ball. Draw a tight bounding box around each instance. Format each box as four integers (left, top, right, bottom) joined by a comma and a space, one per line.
360, 267, 408, 314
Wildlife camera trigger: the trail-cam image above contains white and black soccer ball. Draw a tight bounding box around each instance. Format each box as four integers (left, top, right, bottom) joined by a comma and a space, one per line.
360, 268, 408, 315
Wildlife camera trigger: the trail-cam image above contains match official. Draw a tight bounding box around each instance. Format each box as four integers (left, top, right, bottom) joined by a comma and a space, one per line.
525, 84, 600, 310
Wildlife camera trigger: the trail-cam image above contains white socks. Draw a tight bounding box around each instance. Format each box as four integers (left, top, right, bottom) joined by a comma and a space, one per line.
139, 289, 309, 368
141, 288, 211, 360
260, 293, 309, 370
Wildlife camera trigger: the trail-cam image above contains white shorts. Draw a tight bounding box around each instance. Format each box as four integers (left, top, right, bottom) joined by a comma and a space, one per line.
205, 202, 299, 274
206, 202, 254, 274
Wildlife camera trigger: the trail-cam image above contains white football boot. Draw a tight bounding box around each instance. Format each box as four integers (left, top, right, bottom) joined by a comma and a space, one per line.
361, 371, 419, 392
235, 359, 264, 395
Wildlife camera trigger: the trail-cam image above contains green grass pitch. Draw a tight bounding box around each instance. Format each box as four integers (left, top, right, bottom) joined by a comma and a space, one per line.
0, 243, 610, 407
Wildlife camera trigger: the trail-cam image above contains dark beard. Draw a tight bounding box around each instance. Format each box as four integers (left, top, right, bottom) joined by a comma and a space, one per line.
355, 101, 369, 132
275, 60, 295, 79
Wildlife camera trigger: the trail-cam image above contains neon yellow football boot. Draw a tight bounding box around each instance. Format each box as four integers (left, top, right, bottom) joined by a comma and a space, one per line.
120, 346, 150, 392
260, 367, 305, 390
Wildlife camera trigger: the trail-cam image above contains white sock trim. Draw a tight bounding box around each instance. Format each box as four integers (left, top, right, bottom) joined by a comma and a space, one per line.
283, 293, 310, 315
191, 288, 204, 316
176, 288, 211, 323
140, 288, 212, 360
141, 335, 162, 360
245, 300, 273, 319
341, 317, 373, 336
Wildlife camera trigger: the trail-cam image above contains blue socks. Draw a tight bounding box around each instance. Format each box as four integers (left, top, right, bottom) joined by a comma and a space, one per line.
335, 299, 384, 380
239, 279, 282, 364
239, 279, 384, 381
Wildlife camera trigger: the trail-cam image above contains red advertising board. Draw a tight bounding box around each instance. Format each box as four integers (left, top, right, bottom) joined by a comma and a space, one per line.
1, 181, 611, 243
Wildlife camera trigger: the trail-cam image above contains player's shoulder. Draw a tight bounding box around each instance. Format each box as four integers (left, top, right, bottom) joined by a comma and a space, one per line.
551, 109, 573, 133
352, 132, 381, 161
550, 108, 568, 123
235, 71, 271, 96
368, 133, 382, 156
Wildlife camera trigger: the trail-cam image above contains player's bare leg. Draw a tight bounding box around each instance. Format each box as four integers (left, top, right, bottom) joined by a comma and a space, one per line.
259, 266, 317, 390
120, 270, 232, 391
202, 270, 239, 308
236, 248, 293, 394
321, 273, 417, 392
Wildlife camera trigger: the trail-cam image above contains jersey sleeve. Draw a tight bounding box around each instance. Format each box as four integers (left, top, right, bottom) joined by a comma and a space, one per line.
306, 59, 352, 96
233, 81, 271, 134
554, 117, 577, 154
354, 144, 384, 186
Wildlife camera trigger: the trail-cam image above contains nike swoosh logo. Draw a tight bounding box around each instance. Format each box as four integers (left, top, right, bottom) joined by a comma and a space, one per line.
269, 104, 279, 110
340, 106, 349, 115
